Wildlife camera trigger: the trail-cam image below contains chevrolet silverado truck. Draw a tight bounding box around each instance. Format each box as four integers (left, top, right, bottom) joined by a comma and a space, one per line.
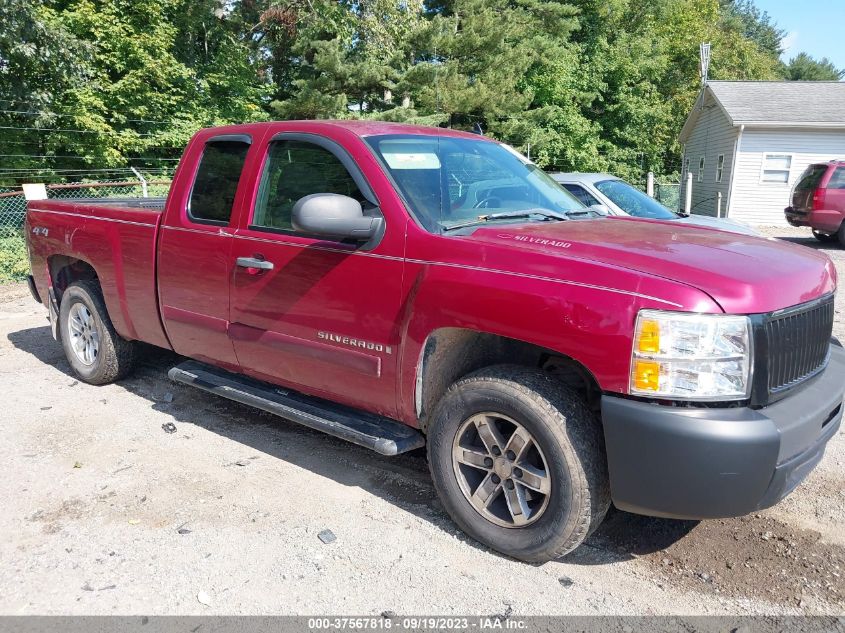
25, 121, 844, 563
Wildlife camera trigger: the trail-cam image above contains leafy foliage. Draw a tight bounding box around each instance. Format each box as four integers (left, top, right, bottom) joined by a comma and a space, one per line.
784, 53, 845, 81
0, 234, 28, 282
0, 0, 823, 187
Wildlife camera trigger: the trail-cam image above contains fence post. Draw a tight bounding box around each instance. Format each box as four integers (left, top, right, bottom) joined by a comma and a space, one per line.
685, 172, 693, 214
646, 172, 654, 198
716, 192, 722, 218
130, 167, 148, 198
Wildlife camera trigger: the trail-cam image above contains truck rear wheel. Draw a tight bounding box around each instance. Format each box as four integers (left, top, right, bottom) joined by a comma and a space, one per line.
59, 280, 137, 385
427, 365, 610, 562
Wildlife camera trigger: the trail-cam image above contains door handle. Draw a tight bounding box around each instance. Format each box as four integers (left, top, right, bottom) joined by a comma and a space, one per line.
236, 256, 274, 272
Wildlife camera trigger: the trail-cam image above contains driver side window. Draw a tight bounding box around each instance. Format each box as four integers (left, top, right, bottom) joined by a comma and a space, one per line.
252, 140, 366, 231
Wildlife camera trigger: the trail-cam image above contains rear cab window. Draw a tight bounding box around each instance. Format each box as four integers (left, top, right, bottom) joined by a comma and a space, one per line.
188, 140, 251, 225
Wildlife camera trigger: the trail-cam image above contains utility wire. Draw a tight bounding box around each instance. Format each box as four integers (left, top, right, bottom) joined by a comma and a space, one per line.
0, 99, 202, 126
0, 125, 163, 137
0, 170, 174, 176
0, 108, 177, 126
0, 153, 180, 161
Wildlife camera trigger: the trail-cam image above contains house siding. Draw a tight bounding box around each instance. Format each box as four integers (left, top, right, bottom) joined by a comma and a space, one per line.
681, 99, 738, 218
729, 128, 845, 225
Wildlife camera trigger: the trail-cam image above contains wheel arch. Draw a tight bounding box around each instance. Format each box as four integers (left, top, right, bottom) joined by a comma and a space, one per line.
414, 327, 601, 433
47, 255, 100, 305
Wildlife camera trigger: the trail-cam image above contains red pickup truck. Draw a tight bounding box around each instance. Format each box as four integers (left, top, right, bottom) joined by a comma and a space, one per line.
25, 121, 844, 562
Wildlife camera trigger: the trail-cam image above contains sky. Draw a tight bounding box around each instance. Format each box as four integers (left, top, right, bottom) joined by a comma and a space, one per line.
755, 0, 845, 71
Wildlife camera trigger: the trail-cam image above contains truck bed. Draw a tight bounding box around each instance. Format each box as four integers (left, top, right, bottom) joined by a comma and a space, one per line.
26, 197, 170, 350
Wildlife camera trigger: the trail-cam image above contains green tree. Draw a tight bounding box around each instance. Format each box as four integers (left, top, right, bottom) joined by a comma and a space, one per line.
0, 0, 268, 180
719, 0, 784, 59
0, 0, 90, 178
531, 0, 783, 179
0, 0, 797, 188
266, 0, 423, 119
784, 52, 845, 81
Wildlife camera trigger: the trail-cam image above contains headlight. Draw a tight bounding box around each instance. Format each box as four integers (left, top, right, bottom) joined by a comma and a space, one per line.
630, 310, 752, 401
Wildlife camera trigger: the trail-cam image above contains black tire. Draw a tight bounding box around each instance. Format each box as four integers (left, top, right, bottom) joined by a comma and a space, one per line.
427, 365, 610, 563
838, 224, 845, 248
813, 229, 836, 243
59, 280, 137, 385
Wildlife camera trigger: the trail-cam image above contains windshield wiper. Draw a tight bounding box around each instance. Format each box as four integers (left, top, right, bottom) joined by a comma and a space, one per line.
479, 209, 570, 222
442, 209, 568, 232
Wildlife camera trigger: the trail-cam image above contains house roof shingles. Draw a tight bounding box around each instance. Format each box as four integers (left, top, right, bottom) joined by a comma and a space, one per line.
707, 80, 845, 124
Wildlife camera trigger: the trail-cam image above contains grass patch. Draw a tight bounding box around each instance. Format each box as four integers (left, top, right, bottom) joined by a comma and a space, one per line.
0, 234, 29, 282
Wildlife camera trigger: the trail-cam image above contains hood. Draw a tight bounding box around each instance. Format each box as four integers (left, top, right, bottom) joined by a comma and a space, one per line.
676, 214, 761, 237
468, 217, 835, 314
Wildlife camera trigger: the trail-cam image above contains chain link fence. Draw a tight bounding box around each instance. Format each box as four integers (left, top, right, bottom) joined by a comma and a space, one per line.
0, 179, 171, 282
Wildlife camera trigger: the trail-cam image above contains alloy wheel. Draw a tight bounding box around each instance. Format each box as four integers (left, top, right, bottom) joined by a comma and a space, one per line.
451, 412, 552, 528
67, 302, 99, 366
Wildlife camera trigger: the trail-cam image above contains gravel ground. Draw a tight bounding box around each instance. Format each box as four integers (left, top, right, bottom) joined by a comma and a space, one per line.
0, 224, 843, 616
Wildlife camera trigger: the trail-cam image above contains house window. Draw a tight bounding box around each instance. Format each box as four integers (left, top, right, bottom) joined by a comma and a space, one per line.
761, 154, 792, 183
697, 156, 705, 182
716, 154, 725, 183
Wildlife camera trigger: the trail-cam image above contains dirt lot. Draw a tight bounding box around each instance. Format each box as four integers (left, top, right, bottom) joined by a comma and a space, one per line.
0, 225, 843, 616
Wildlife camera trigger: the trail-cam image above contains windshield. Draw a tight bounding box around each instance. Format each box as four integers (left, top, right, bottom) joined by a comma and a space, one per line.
594, 179, 678, 220
365, 134, 586, 232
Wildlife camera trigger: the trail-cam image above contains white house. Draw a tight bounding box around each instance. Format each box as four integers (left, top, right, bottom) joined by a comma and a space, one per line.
678, 81, 845, 225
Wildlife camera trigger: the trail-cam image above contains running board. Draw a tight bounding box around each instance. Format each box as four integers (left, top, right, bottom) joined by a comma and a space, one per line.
168, 360, 425, 456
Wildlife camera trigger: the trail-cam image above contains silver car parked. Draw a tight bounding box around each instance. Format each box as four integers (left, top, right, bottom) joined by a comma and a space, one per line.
551, 173, 759, 236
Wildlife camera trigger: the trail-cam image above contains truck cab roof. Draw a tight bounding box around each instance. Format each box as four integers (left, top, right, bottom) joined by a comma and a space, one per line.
197, 119, 492, 141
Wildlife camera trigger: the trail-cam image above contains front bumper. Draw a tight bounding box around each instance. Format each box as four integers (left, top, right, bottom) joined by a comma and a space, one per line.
601, 343, 844, 519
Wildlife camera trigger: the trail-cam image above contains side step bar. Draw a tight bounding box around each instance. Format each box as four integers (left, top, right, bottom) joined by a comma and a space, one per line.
168, 360, 425, 456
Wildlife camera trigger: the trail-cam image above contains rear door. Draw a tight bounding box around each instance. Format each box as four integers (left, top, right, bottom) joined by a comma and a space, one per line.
822, 166, 845, 214
157, 134, 254, 369
228, 132, 405, 417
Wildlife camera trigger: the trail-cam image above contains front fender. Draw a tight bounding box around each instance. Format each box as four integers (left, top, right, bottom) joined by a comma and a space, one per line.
395, 258, 719, 425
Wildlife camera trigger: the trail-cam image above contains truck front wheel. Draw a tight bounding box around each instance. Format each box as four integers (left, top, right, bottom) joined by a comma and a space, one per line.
427, 365, 610, 562
59, 281, 137, 385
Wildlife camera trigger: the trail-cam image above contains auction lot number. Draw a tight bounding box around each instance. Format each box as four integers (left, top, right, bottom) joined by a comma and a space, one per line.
308, 617, 526, 630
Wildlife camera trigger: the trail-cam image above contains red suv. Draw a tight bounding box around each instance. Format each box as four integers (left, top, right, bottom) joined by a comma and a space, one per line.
785, 160, 845, 244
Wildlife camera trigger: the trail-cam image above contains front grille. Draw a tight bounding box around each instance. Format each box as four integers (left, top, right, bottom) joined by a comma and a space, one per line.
763, 295, 834, 393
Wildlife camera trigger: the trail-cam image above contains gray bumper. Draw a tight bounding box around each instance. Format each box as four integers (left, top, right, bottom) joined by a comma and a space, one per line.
601, 344, 844, 519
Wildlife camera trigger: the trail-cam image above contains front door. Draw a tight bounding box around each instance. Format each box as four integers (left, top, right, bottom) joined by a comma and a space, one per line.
228, 134, 405, 418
